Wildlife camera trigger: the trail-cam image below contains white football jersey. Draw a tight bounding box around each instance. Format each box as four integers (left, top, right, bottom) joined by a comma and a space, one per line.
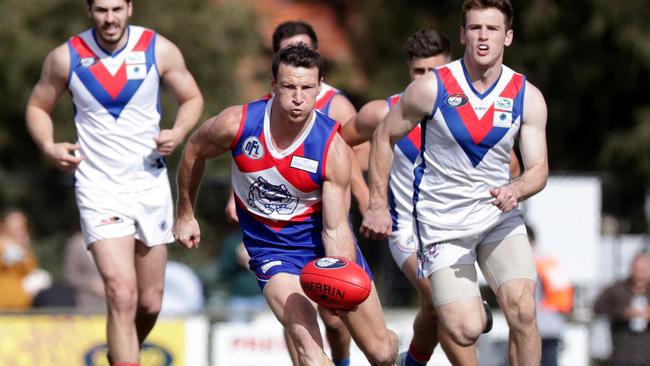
67, 26, 167, 192
413, 59, 525, 238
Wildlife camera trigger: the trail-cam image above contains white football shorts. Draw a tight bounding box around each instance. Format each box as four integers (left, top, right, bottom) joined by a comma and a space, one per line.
76, 182, 174, 247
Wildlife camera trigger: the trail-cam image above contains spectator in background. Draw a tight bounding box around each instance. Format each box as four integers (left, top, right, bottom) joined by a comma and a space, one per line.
0, 208, 52, 309
218, 232, 267, 322
527, 224, 573, 366
594, 251, 650, 366
64, 231, 105, 310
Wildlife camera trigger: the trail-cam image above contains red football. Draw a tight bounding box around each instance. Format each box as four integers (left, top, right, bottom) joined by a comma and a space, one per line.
300, 256, 371, 310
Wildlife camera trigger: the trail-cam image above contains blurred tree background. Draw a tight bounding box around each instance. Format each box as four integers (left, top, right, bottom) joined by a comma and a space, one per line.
0, 0, 649, 281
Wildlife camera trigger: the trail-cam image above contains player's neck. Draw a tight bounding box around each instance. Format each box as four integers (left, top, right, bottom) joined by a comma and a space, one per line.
269, 105, 313, 151
462, 56, 503, 94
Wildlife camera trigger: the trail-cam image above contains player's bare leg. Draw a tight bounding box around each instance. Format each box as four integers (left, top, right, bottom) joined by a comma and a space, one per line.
91, 236, 139, 364
318, 307, 352, 365
497, 278, 540, 366
401, 255, 478, 365
264, 273, 333, 366
339, 282, 398, 366
283, 330, 301, 365
134, 242, 167, 346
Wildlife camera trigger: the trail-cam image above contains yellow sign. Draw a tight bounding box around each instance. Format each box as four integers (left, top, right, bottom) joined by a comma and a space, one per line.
0, 314, 186, 366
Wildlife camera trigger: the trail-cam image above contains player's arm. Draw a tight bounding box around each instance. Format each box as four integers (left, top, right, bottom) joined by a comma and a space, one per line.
155, 35, 204, 156
341, 100, 390, 147
25, 44, 82, 173
327, 93, 371, 214
341, 100, 392, 213
361, 75, 437, 240
490, 82, 548, 211
322, 134, 357, 260
509, 149, 521, 179
173, 106, 241, 249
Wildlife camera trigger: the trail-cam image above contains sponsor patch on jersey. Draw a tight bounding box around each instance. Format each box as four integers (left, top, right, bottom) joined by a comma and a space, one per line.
159, 220, 167, 231
80, 57, 97, 68
495, 97, 513, 111
290, 156, 319, 173
126, 64, 147, 80
445, 93, 468, 107
315, 257, 347, 269
493, 110, 512, 128
125, 51, 146, 65
261, 260, 282, 273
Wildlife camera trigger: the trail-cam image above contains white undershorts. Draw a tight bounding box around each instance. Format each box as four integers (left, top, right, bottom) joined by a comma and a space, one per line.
388, 230, 417, 270
76, 182, 174, 247
418, 213, 528, 277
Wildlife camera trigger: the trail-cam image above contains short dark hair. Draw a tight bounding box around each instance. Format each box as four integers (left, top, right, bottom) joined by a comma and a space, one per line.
461, 0, 514, 30
272, 44, 323, 80
404, 30, 452, 61
86, 0, 132, 6
272, 21, 318, 53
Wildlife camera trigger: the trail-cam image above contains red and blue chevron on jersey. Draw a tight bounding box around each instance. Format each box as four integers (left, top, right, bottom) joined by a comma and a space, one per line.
68, 26, 157, 121
67, 26, 167, 192
230, 97, 340, 258
412, 59, 526, 234
436, 61, 525, 167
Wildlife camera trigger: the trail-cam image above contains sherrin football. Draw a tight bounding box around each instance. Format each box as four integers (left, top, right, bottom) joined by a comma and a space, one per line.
300, 256, 371, 310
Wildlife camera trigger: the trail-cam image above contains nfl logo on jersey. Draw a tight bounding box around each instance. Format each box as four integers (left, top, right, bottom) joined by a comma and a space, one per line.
243, 136, 264, 159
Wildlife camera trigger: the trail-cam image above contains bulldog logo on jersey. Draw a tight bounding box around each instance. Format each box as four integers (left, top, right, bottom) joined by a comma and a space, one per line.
247, 177, 299, 215
242, 136, 264, 160
445, 93, 468, 107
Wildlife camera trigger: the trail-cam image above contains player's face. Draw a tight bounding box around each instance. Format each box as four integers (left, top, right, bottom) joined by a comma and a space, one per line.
272, 64, 321, 125
407, 54, 450, 81
278, 34, 315, 50
460, 7, 513, 67
88, 0, 132, 47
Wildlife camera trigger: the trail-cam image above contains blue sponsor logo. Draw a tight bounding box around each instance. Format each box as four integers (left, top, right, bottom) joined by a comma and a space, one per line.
84, 342, 173, 366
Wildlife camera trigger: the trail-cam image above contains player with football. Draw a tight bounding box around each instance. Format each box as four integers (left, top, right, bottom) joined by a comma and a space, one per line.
174, 45, 398, 365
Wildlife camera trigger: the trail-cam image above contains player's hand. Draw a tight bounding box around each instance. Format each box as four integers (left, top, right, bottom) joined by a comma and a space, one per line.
43, 142, 83, 173
490, 185, 519, 212
360, 206, 392, 240
173, 215, 201, 249
155, 129, 183, 156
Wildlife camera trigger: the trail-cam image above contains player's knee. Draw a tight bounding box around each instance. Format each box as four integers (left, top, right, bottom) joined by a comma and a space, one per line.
501, 292, 536, 331
364, 330, 398, 366
138, 287, 163, 316
106, 281, 137, 313
445, 318, 482, 346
